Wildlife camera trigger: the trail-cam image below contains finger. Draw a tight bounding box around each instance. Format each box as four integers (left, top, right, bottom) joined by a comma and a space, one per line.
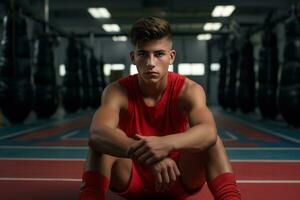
137, 151, 152, 163
145, 156, 159, 165
130, 139, 145, 151
127, 140, 145, 156
155, 172, 163, 192
168, 165, 176, 182
162, 168, 170, 192
132, 145, 149, 160
173, 163, 181, 176
135, 134, 146, 139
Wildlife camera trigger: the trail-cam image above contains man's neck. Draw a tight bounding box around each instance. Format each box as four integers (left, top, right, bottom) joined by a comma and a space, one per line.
138, 75, 168, 99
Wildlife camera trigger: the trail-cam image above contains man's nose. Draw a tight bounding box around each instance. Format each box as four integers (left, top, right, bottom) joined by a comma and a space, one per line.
146, 54, 155, 68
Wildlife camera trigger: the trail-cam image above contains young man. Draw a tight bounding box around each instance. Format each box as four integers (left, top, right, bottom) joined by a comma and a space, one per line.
79, 17, 241, 200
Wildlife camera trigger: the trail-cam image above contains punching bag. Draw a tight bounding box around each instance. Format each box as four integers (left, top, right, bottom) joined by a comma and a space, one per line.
0, 9, 33, 123
278, 5, 300, 127
224, 38, 239, 111
257, 29, 279, 119
33, 35, 59, 118
237, 36, 256, 113
62, 37, 82, 112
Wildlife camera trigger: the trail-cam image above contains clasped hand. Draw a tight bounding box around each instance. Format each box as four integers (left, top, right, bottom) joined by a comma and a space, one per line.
127, 134, 180, 192
127, 134, 172, 165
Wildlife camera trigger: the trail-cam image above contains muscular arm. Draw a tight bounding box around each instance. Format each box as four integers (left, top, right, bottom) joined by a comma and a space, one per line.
88, 82, 136, 158
167, 82, 217, 152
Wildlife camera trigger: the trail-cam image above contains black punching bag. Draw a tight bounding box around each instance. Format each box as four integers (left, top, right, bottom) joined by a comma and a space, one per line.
0, 9, 33, 123
257, 28, 279, 119
224, 38, 239, 111
218, 53, 228, 109
33, 36, 59, 118
89, 51, 101, 108
237, 36, 256, 113
278, 5, 300, 127
62, 37, 82, 112
79, 44, 90, 110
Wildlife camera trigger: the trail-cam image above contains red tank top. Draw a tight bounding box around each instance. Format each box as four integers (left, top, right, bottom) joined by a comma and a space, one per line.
118, 72, 188, 191
118, 72, 188, 137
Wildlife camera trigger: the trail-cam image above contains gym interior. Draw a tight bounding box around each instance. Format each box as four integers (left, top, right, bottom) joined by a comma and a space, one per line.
0, 0, 299, 199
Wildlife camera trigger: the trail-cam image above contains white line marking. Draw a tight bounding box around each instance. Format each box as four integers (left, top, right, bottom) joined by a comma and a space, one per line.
231, 159, 300, 163
0, 146, 88, 150
1, 146, 299, 151
227, 147, 300, 150
237, 180, 300, 183
0, 158, 299, 162
61, 130, 80, 140
224, 130, 238, 140
0, 177, 81, 182
0, 158, 85, 161
0, 177, 299, 184
0, 114, 90, 140
226, 114, 300, 144
0, 124, 52, 140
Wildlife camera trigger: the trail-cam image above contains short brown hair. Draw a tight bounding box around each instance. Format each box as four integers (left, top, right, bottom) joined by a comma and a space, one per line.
129, 17, 172, 46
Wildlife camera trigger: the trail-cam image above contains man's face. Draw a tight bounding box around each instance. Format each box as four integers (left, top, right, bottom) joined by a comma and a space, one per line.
130, 37, 176, 84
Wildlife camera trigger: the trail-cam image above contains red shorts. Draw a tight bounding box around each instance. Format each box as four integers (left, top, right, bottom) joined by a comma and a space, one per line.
114, 154, 205, 200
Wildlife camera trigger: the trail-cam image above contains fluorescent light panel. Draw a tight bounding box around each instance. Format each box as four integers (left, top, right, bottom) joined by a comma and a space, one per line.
59, 64, 66, 76
210, 63, 220, 71
203, 23, 222, 31
88, 7, 111, 18
104, 64, 125, 76
178, 63, 205, 75
112, 36, 127, 42
197, 34, 212, 40
103, 24, 120, 32
212, 5, 235, 17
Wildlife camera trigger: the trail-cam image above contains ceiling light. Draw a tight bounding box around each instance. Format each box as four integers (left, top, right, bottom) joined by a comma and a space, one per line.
203, 23, 222, 31
88, 7, 111, 18
212, 5, 235, 17
59, 64, 66, 76
197, 34, 212, 40
102, 24, 120, 32
112, 36, 127, 42
210, 63, 220, 71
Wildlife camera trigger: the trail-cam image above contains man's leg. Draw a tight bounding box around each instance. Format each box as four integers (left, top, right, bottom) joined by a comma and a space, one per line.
204, 136, 241, 199
79, 149, 132, 200
178, 136, 241, 199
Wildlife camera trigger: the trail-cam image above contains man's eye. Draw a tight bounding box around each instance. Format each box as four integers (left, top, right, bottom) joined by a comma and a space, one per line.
138, 53, 147, 57
155, 52, 165, 57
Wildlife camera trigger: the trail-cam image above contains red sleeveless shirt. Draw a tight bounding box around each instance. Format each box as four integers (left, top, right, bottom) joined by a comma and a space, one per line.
118, 72, 188, 137
118, 72, 188, 190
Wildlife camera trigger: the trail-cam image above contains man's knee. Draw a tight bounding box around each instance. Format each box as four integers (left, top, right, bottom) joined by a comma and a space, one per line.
84, 149, 118, 175
110, 158, 132, 192
178, 152, 206, 191
204, 137, 233, 181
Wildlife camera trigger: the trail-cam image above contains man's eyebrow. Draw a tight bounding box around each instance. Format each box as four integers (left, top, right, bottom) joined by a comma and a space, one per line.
137, 49, 166, 53
154, 50, 166, 52
137, 50, 147, 53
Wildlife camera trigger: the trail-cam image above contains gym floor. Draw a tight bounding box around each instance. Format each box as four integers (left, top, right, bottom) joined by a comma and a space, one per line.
0, 107, 299, 200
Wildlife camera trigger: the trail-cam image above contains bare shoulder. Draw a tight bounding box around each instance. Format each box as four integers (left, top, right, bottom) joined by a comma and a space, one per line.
179, 78, 207, 111
101, 81, 128, 110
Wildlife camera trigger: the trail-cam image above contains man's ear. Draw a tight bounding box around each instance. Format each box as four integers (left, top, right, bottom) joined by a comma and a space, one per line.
130, 51, 135, 65
170, 50, 176, 65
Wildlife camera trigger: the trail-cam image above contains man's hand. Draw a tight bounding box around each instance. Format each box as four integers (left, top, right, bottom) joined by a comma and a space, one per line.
151, 157, 181, 192
127, 134, 173, 165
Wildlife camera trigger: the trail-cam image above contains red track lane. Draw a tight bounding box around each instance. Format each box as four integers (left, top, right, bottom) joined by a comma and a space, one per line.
0, 160, 299, 200
215, 115, 280, 142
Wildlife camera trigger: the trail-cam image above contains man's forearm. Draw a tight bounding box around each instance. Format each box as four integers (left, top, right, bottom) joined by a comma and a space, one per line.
89, 126, 136, 158
166, 124, 217, 152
